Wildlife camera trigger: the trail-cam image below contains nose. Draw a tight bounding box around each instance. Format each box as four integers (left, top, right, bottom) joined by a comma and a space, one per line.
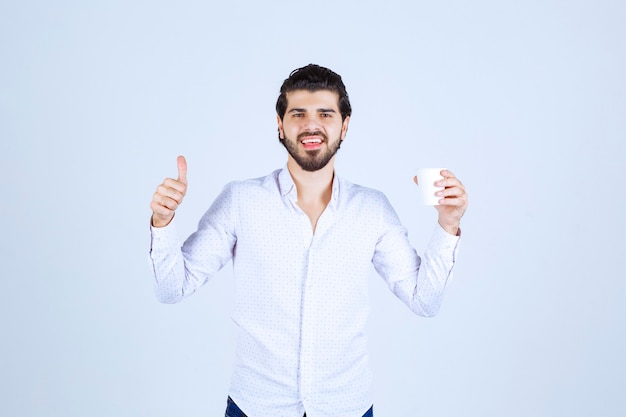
301, 116, 322, 133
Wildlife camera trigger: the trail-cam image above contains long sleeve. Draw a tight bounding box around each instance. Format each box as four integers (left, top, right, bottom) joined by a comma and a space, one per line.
371, 196, 460, 317
146, 169, 463, 417
149, 183, 238, 303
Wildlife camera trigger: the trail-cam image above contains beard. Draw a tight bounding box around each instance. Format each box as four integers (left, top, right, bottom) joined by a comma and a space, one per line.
280, 130, 342, 172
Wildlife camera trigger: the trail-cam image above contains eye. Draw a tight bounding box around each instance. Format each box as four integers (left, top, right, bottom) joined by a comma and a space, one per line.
320, 113, 332, 118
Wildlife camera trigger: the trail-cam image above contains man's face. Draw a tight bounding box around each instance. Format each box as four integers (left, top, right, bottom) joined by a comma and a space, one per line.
277, 89, 350, 172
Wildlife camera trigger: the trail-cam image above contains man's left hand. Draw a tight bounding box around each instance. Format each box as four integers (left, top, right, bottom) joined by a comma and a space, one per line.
416, 169, 468, 236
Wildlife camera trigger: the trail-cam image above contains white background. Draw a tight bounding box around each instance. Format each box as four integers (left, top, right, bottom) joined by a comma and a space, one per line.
1, 1, 625, 416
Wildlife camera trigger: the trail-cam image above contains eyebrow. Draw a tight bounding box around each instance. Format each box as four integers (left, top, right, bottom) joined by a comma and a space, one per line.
287, 108, 337, 113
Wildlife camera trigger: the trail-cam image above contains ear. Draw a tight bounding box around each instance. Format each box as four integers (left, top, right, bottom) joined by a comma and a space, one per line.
340, 116, 350, 140
277, 115, 285, 139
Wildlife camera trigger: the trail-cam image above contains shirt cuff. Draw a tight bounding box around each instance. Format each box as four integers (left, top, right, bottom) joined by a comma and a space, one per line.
429, 223, 461, 261
149, 217, 181, 252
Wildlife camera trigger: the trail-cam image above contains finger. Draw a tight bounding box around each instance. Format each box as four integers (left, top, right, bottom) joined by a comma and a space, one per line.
177, 155, 187, 184
150, 199, 175, 217
157, 184, 184, 204
413, 175, 419, 186
438, 196, 467, 209
441, 169, 455, 178
436, 177, 463, 189
437, 197, 467, 207
154, 193, 181, 211
163, 177, 187, 194
436, 185, 467, 199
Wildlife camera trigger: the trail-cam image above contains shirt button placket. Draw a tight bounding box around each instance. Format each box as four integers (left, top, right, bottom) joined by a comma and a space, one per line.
299, 230, 316, 406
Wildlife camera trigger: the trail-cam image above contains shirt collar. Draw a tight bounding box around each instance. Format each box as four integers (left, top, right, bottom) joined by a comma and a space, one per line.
277, 166, 341, 206
278, 166, 297, 198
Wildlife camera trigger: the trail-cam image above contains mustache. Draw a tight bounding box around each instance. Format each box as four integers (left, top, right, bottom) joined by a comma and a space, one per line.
297, 131, 328, 141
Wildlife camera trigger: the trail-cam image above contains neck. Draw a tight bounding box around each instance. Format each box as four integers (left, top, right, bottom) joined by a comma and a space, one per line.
287, 156, 335, 204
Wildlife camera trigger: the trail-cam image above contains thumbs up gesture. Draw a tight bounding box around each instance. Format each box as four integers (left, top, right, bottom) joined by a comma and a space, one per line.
150, 156, 188, 228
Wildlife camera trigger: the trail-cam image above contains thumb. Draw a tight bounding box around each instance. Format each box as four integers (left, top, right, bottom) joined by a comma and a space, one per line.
177, 155, 187, 184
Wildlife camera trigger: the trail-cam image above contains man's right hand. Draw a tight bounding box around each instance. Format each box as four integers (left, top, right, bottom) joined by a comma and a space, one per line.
150, 155, 188, 228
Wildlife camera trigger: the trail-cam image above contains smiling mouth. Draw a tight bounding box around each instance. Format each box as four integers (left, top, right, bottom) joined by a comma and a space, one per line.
298, 131, 325, 150
300, 138, 323, 151
301, 138, 323, 145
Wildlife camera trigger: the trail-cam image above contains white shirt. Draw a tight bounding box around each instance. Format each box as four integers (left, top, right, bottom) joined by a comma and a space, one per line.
149, 168, 460, 417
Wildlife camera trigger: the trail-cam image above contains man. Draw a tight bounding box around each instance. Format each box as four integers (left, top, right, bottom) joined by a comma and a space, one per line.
149, 64, 468, 417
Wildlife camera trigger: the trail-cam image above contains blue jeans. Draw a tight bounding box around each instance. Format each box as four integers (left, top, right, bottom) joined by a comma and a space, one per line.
225, 396, 373, 417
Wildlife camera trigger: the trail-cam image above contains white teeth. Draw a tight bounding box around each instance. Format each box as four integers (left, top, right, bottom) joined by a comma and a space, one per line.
302, 139, 322, 144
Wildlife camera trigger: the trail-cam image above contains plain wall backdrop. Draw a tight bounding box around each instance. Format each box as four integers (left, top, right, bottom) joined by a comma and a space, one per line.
1, 1, 625, 416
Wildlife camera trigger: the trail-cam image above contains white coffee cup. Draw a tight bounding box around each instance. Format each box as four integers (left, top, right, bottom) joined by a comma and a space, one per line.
415, 168, 445, 205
